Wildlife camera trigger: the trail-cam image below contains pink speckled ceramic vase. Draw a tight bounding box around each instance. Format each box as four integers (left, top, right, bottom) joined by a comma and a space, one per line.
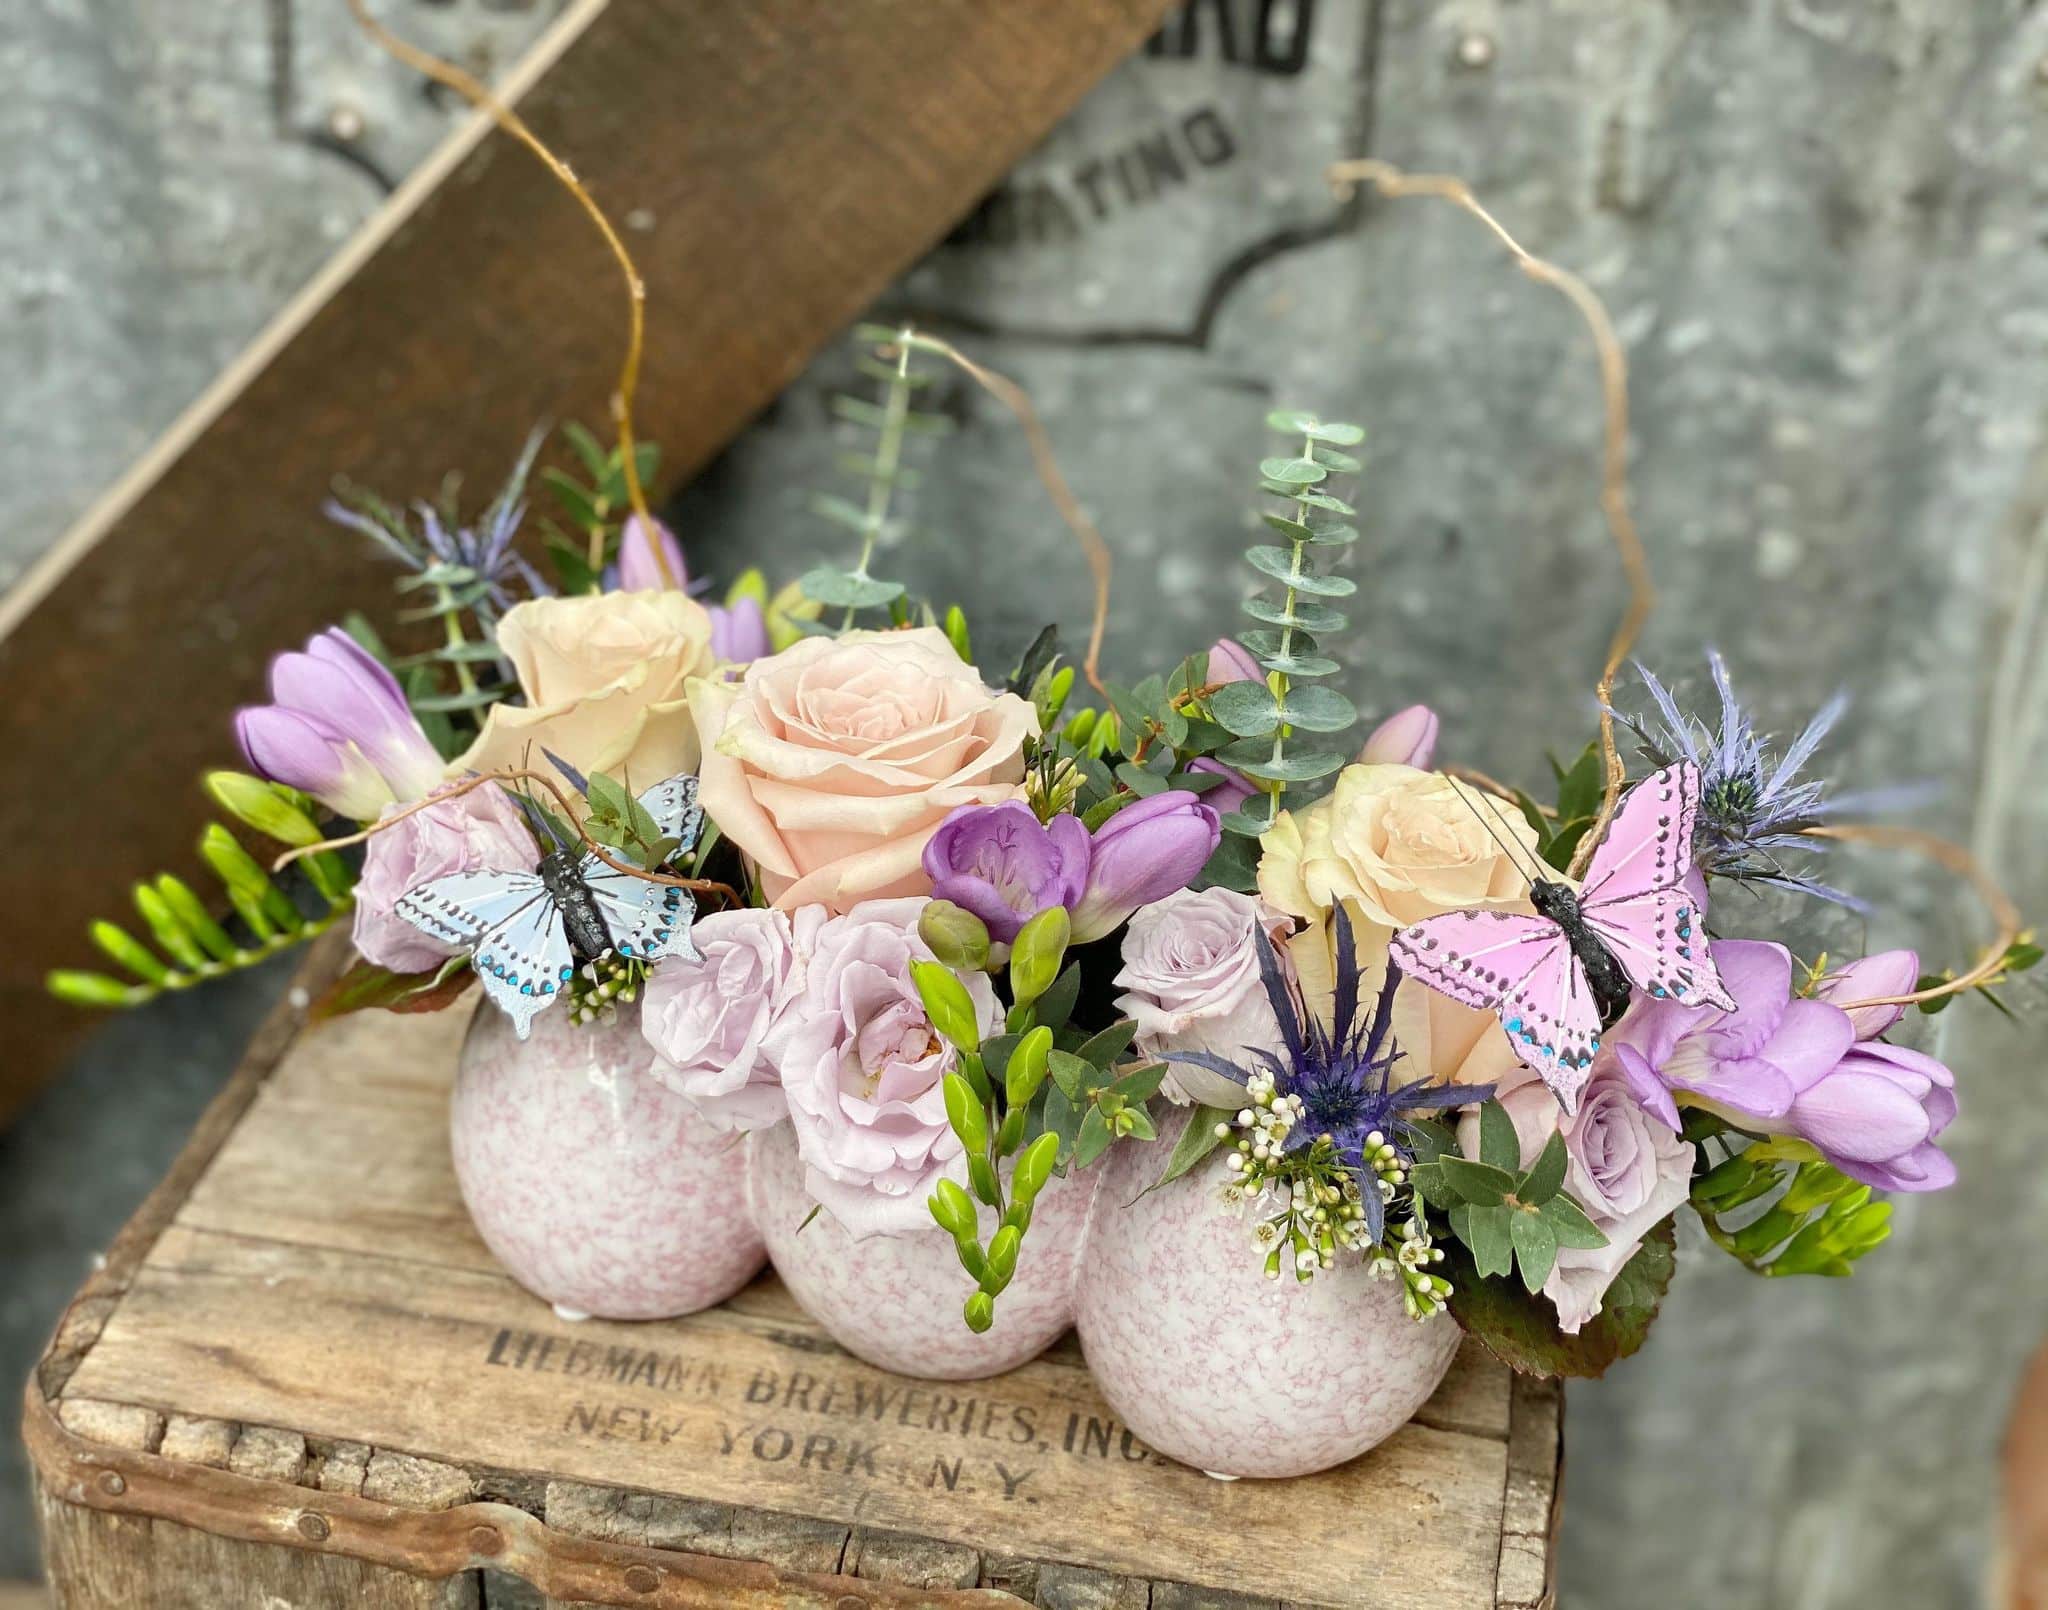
746, 1122, 1101, 1379
1074, 1109, 1461, 1479
452, 1002, 767, 1322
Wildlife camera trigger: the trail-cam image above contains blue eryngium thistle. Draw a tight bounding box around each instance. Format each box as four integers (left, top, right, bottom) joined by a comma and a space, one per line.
1163, 905, 1491, 1246
1620, 651, 1906, 911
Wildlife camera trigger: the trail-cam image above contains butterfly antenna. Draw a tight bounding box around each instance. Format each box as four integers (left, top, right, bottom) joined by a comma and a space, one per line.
1452, 780, 1551, 891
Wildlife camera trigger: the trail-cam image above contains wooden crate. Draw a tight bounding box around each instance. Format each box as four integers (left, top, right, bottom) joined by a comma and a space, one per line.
26, 947, 1562, 1608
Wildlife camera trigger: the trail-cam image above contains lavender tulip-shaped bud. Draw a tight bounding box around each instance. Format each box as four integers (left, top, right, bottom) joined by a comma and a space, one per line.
1786, 1038, 1957, 1193
235, 629, 444, 820
922, 801, 1091, 944
1814, 949, 1919, 1041
1206, 637, 1262, 686
709, 596, 770, 666
616, 514, 689, 592
1069, 792, 1221, 943
1185, 756, 1256, 817
1357, 704, 1440, 769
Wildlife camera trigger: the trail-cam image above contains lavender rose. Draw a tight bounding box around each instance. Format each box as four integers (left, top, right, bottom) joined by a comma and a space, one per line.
922, 800, 1090, 944
1113, 888, 1293, 1105
762, 898, 1001, 1237
354, 785, 538, 973
641, 908, 811, 1132
1462, 1060, 1693, 1334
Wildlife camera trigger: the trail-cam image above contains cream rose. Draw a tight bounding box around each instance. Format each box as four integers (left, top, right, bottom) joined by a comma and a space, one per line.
1259, 763, 1539, 933
688, 628, 1036, 912
454, 592, 716, 800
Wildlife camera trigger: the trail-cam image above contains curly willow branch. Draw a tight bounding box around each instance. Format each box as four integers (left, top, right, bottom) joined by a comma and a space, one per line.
896, 332, 1113, 699
345, 0, 674, 588
1325, 159, 1653, 880
1804, 824, 2022, 1009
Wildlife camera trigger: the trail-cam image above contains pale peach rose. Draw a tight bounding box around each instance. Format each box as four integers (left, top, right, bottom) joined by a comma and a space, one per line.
1258, 763, 1539, 932
454, 591, 716, 804
688, 628, 1036, 912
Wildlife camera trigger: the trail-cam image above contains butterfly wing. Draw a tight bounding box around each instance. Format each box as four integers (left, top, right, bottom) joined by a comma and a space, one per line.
397, 869, 571, 1040
1391, 910, 1606, 1112
580, 855, 699, 967
1577, 762, 1736, 1010
633, 773, 704, 854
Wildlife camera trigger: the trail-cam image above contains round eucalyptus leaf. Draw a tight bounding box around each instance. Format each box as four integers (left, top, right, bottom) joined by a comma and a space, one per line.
1228, 747, 1350, 784
1238, 627, 1313, 659
1280, 684, 1359, 732
1305, 421, 1365, 446
1311, 446, 1363, 473
1265, 409, 1320, 434
1243, 596, 1348, 633
1258, 456, 1328, 486
1305, 523, 1360, 547
1261, 513, 1314, 542
1210, 681, 1282, 738
1296, 491, 1356, 516
801, 568, 904, 608
1258, 652, 1340, 679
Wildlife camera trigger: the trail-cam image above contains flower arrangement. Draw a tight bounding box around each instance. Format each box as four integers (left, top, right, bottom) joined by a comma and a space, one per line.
47, 22, 2035, 1479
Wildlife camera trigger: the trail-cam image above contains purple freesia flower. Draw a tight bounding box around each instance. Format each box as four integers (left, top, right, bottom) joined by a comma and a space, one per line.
236, 629, 444, 820
616, 514, 690, 592
1207, 637, 1261, 685
1358, 704, 1439, 769
922, 801, 1091, 944
710, 596, 770, 665
1814, 948, 1917, 1041
1608, 938, 1958, 1193
1070, 791, 1221, 942
1185, 757, 1256, 817
1607, 940, 1849, 1131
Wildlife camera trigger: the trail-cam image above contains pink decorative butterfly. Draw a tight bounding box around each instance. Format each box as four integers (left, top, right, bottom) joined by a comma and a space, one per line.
1389, 761, 1736, 1114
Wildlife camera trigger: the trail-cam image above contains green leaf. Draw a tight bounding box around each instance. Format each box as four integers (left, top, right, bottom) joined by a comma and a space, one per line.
1254, 651, 1341, 679
1148, 1107, 1232, 1193
1074, 1105, 1113, 1169
1106, 1063, 1164, 1103
1047, 1050, 1093, 1102
1032, 961, 1083, 1031
1258, 456, 1328, 485
1464, 1203, 1515, 1279
1540, 1193, 1609, 1249
1075, 1020, 1138, 1072
1518, 1131, 1569, 1207
1277, 684, 1357, 733
1210, 681, 1281, 738
1477, 1100, 1519, 1171
1113, 762, 1168, 797
1040, 1084, 1082, 1166
1510, 1208, 1558, 1293
1438, 1155, 1515, 1206
800, 568, 904, 609
1244, 546, 1356, 599
1224, 746, 1348, 784
1554, 741, 1604, 825
1445, 1215, 1676, 1379
1241, 596, 1349, 634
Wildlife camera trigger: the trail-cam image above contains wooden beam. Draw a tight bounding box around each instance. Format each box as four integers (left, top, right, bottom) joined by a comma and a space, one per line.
0, 0, 1177, 1121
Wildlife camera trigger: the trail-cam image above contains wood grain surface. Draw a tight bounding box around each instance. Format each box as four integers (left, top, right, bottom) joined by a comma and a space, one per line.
39, 994, 1559, 1607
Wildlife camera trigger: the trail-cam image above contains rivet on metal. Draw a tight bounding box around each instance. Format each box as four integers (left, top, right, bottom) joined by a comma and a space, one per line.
1454, 30, 1497, 70
97, 1472, 126, 1497
623, 1563, 661, 1593
297, 1511, 331, 1542
468, 1524, 503, 1557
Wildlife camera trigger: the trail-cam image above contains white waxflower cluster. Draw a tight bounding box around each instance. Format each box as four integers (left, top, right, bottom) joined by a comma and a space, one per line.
566, 952, 645, 1027
1368, 1213, 1453, 1320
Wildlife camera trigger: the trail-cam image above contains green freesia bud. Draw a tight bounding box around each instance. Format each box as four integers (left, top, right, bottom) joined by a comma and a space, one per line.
90, 921, 168, 986
205, 771, 324, 848
1009, 907, 1070, 1006
47, 969, 143, 1007
912, 960, 982, 1051
942, 1073, 989, 1154
1012, 1131, 1060, 1205
929, 1178, 977, 1238
984, 1225, 1021, 1294
996, 1108, 1027, 1157
918, 900, 992, 973
1005, 1026, 1053, 1108
968, 1155, 1002, 1208
963, 1291, 995, 1333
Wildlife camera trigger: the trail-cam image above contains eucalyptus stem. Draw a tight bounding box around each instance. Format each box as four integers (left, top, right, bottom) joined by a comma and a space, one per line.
435, 581, 479, 697
1264, 428, 1320, 826
842, 330, 915, 629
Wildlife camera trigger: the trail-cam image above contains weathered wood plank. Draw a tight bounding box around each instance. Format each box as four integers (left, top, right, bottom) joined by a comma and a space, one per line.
62, 1225, 1506, 1608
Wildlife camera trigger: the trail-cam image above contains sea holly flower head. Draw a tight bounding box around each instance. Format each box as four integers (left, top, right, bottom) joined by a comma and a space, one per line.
1620, 650, 1899, 909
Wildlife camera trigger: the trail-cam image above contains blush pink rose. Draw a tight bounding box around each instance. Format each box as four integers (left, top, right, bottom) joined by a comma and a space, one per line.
354, 784, 538, 973
762, 897, 1002, 1237
640, 907, 814, 1133
1459, 1059, 1693, 1334
688, 628, 1036, 913
1112, 888, 1294, 1106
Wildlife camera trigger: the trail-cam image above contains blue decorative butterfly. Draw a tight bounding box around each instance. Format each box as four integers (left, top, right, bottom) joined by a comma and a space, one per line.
396, 773, 703, 1039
